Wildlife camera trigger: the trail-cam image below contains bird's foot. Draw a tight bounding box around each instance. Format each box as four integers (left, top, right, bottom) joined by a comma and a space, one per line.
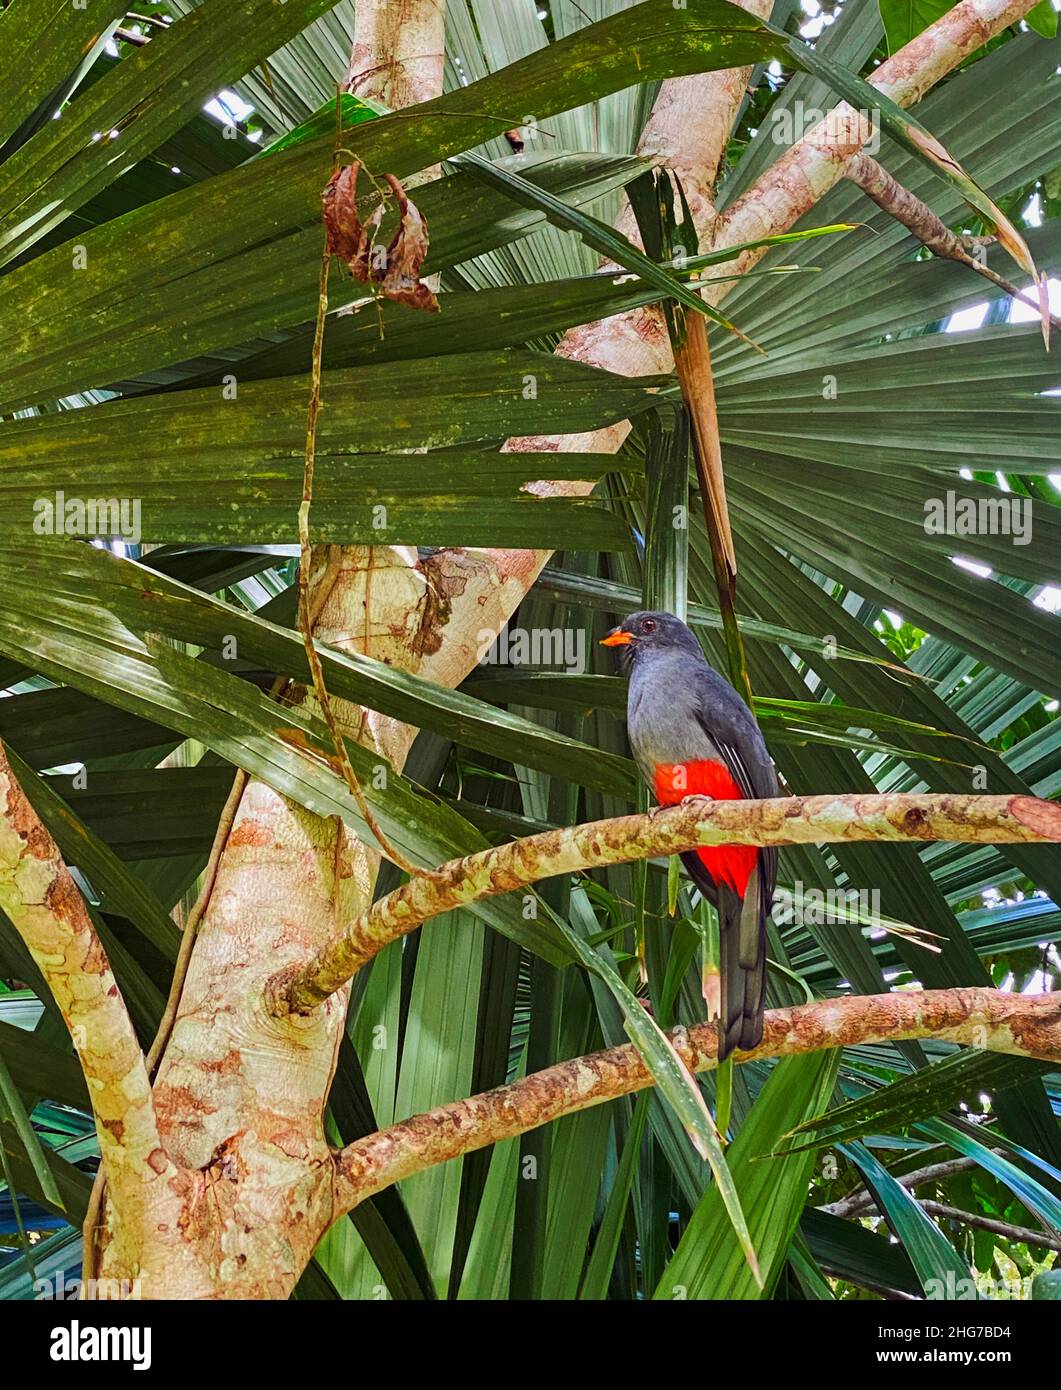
650, 795, 715, 816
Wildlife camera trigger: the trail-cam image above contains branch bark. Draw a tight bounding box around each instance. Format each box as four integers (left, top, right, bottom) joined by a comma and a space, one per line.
269, 792, 1061, 1014
822, 1151, 1001, 1218
344, 0, 445, 110
97, 0, 1047, 1299
95, 0, 454, 1301
846, 150, 997, 262
415, 0, 1041, 689
844, 151, 1060, 332
330, 987, 1061, 1217
113, 0, 800, 1299
0, 741, 172, 1271
705, 0, 1041, 294
916, 1201, 1061, 1251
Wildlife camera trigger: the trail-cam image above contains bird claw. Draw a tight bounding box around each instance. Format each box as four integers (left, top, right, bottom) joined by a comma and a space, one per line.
650, 795, 715, 816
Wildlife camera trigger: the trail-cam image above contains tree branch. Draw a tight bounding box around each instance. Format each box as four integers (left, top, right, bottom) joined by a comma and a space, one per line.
822, 1151, 1001, 1218
86, 4, 452, 1299
330, 987, 1061, 1217
417, 0, 1041, 693
846, 151, 997, 262
269, 792, 1061, 1015
706, 0, 1041, 296
0, 742, 171, 1210
844, 152, 1061, 332
916, 1200, 1061, 1252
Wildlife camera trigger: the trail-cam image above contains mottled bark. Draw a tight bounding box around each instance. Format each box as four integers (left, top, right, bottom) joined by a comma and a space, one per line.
344, 0, 445, 110
332, 987, 1061, 1215
845, 151, 1058, 330
847, 151, 996, 262
709, 0, 1040, 292
0, 742, 174, 1280
91, 3, 452, 1300
271, 792, 1061, 1013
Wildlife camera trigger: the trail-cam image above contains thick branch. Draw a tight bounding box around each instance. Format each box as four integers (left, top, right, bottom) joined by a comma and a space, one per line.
0, 741, 169, 1205
330, 987, 1061, 1217
270, 792, 1061, 1014
87, 3, 451, 1300
707, 0, 1040, 294
420, 0, 1041, 694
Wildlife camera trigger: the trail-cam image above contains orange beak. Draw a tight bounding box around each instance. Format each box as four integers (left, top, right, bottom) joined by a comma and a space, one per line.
600, 629, 634, 647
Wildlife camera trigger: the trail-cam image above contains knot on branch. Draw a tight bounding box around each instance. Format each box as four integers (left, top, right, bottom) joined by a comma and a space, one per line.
262, 965, 317, 1020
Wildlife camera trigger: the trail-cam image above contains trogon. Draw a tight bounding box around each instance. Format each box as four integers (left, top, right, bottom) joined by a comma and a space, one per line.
602, 611, 779, 1060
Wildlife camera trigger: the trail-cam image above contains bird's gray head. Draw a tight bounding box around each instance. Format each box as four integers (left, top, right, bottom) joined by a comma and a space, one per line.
600, 611, 705, 667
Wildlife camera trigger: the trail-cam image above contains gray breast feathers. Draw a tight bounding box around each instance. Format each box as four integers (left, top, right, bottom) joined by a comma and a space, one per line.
627, 655, 722, 785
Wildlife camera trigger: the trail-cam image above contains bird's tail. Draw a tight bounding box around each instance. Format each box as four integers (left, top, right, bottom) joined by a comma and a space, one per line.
717, 871, 767, 1062
682, 853, 767, 1062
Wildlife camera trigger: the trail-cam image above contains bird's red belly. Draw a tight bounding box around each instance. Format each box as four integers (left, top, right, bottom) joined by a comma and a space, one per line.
653, 759, 756, 896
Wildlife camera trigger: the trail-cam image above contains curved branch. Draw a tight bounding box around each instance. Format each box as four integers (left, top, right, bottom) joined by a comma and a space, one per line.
269, 791, 1061, 1014
843, 153, 1060, 332
417, 0, 1039, 674
0, 741, 169, 1202
331, 987, 1061, 1217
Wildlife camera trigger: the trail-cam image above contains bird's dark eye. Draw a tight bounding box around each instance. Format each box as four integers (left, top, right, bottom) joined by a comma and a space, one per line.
641, 617, 658, 635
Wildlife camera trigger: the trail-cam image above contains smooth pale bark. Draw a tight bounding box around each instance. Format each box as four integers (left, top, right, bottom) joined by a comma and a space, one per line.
83, 1, 775, 1295
98, 0, 780, 1297
331, 987, 1061, 1214
343, 0, 446, 110
709, 0, 1042, 289
412, 0, 778, 690
93, 5, 453, 1300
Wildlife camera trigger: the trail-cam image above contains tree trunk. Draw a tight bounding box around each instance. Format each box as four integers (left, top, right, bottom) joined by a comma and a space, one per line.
94, 1, 452, 1299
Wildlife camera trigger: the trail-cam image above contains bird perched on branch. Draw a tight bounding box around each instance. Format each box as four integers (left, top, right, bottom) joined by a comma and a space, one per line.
601, 611, 779, 1060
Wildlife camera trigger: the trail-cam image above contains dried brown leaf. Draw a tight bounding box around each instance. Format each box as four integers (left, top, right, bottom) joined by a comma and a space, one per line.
321, 163, 438, 313
379, 173, 439, 313
322, 162, 369, 269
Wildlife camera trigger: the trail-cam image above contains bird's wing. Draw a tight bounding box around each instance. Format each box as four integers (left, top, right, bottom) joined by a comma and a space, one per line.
690, 673, 778, 800
690, 675, 780, 896
685, 668, 780, 1060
